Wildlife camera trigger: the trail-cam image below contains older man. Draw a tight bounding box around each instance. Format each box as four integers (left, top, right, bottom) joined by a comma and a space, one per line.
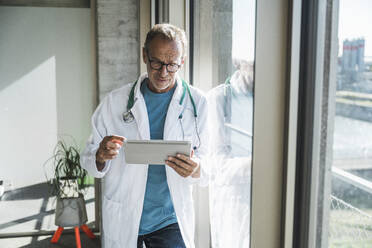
81, 24, 208, 248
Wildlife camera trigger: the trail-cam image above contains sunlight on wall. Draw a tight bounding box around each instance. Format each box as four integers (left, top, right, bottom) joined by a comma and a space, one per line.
0, 57, 58, 188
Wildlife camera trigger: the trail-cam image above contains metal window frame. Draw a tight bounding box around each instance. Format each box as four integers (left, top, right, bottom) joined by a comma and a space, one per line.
293, 0, 326, 246
140, 0, 151, 75
188, 0, 194, 85
292, 0, 339, 247
250, 0, 290, 247
281, 0, 302, 247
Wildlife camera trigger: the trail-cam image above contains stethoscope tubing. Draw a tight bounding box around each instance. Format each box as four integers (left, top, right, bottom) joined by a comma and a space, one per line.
123, 79, 201, 150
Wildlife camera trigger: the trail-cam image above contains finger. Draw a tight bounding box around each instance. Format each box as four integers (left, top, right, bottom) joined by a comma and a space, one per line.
175, 154, 197, 167
106, 141, 121, 150
103, 150, 119, 159
110, 135, 125, 144
106, 149, 119, 156
97, 146, 117, 163
168, 157, 194, 173
111, 139, 124, 146
100, 149, 118, 159
166, 160, 189, 177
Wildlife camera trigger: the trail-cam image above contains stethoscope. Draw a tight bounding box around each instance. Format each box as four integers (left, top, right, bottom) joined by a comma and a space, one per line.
223, 76, 232, 123
123, 79, 201, 150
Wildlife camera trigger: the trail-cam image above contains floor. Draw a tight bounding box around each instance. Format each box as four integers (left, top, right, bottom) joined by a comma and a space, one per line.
0, 232, 101, 248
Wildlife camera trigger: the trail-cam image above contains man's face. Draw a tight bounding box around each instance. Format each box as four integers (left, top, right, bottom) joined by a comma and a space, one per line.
143, 36, 184, 93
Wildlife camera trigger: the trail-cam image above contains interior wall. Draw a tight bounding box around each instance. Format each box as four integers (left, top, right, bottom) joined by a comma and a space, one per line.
0, 6, 95, 188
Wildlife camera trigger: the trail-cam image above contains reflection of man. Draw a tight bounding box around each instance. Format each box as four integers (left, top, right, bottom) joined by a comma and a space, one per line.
207, 59, 254, 247
81, 24, 208, 248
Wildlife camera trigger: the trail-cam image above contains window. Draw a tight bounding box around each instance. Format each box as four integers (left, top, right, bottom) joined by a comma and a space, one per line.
329, 0, 372, 246
294, 0, 372, 247
192, 0, 256, 246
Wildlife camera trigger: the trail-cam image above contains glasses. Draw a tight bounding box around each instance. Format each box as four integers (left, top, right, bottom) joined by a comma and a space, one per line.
147, 52, 181, 73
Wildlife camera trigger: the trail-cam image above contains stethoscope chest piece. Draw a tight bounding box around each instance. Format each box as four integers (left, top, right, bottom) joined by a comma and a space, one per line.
123, 110, 135, 123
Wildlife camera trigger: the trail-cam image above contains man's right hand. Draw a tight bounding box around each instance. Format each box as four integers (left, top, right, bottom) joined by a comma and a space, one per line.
96, 135, 125, 171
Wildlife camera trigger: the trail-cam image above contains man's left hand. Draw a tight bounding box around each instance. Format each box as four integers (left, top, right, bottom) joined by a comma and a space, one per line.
166, 154, 200, 178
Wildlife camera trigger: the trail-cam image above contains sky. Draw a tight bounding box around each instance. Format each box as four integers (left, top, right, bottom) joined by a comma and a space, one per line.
231, 0, 372, 59
338, 0, 372, 57
232, 0, 255, 61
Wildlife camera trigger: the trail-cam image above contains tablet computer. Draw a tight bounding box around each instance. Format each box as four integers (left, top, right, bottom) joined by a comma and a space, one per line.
123, 140, 191, 165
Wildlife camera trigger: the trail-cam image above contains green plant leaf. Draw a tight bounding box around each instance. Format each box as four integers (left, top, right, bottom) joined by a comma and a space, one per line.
43, 138, 89, 198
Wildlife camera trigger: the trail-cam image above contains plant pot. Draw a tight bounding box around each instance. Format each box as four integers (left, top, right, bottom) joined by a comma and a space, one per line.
55, 194, 87, 227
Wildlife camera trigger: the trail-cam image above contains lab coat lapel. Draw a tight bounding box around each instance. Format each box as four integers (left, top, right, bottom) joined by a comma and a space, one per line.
164, 78, 184, 141
131, 100, 150, 140
131, 74, 150, 140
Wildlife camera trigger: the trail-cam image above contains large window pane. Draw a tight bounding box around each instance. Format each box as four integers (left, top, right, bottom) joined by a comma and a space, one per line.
328, 0, 372, 246
192, 0, 256, 247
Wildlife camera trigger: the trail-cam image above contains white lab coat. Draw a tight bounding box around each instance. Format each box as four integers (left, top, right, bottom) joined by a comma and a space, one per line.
81, 73, 209, 248
207, 69, 253, 248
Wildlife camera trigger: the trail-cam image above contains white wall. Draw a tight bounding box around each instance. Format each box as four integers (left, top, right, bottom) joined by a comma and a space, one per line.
0, 6, 95, 189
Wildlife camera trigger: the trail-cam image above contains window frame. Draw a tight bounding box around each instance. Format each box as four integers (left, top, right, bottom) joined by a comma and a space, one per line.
251, 0, 290, 247
292, 0, 339, 247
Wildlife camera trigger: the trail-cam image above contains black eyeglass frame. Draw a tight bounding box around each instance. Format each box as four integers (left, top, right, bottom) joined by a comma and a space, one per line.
146, 50, 182, 73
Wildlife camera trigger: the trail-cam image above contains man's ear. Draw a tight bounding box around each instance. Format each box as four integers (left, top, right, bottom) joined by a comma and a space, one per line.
142, 47, 147, 64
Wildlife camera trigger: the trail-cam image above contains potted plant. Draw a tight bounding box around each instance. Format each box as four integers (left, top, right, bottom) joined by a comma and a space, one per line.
46, 139, 88, 227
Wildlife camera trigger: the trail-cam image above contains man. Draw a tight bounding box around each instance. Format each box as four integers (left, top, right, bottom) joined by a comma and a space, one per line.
81, 24, 208, 248
207, 59, 254, 247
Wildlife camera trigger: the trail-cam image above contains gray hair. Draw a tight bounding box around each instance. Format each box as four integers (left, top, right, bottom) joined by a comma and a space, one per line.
144, 23, 187, 58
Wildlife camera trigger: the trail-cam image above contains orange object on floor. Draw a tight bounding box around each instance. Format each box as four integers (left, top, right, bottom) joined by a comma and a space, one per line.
81, 224, 97, 239
51, 225, 96, 247
51, 226, 64, 243
74, 227, 82, 248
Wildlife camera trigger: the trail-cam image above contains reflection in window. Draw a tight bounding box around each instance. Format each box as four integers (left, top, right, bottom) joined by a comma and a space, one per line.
193, 0, 255, 247
207, 59, 253, 248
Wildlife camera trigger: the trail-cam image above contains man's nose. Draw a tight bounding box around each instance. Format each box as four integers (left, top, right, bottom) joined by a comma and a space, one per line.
159, 65, 168, 76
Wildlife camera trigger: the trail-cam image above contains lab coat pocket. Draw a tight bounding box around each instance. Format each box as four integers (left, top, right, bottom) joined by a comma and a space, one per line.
102, 196, 122, 242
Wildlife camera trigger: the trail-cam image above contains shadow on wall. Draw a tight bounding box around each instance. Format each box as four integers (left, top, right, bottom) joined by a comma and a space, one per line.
0, 182, 95, 232
0, 182, 52, 201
